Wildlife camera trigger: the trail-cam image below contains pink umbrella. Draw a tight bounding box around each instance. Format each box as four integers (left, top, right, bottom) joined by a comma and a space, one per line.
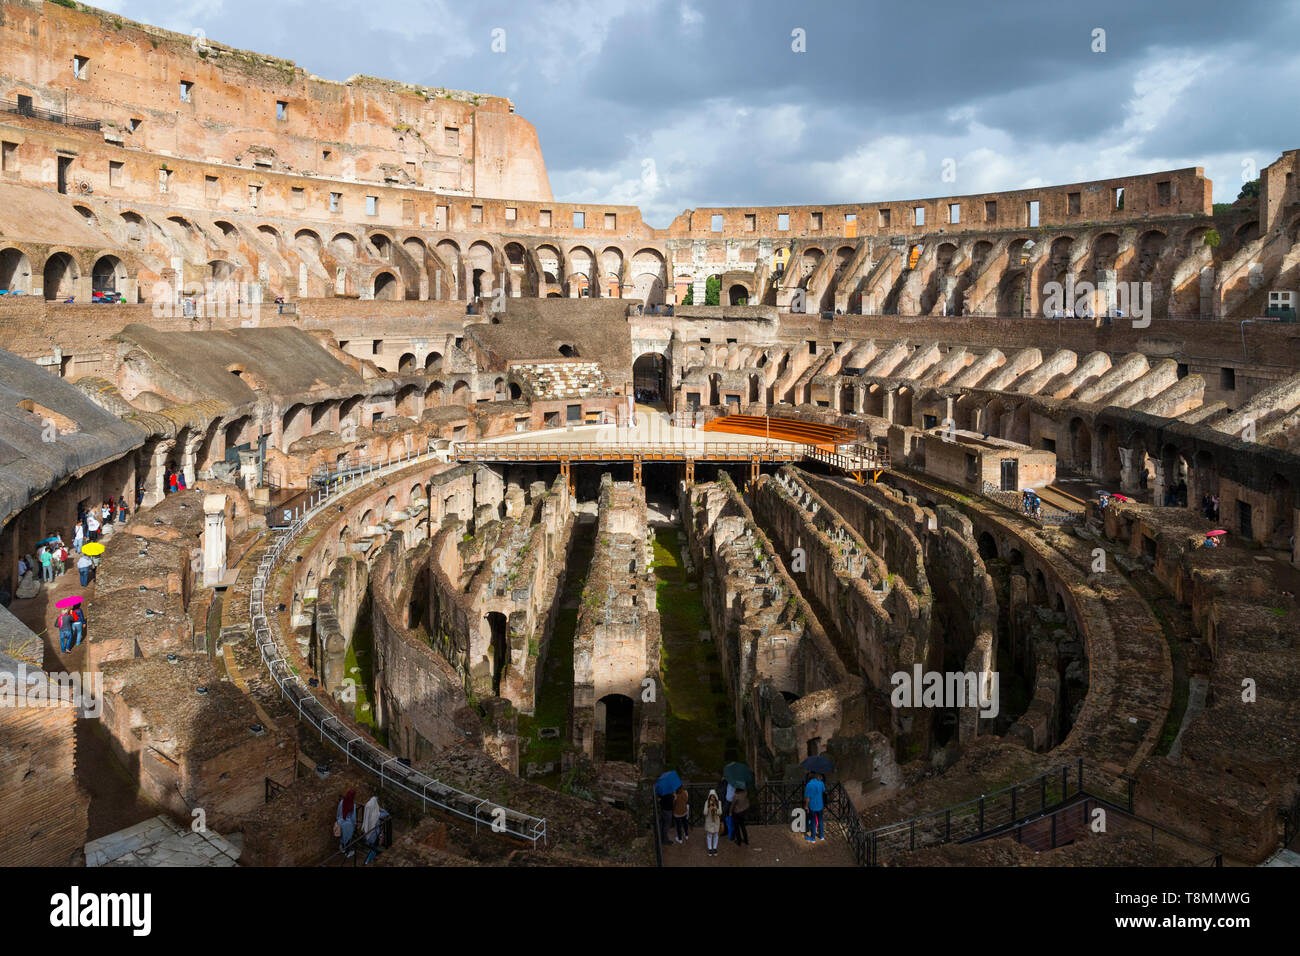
1206, 530, 1227, 537
1111, 494, 1130, 502
55, 595, 83, 608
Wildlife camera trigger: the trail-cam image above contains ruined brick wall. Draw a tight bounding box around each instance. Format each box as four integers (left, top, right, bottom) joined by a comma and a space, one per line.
0, 0, 550, 201
0, 661, 89, 865
368, 536, 480, 765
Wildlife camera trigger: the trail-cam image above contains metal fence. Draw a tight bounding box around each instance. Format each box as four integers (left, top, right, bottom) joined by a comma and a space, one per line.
2, 97, 102, 131
863, 759, 1124, 865
246, 445, 547, 848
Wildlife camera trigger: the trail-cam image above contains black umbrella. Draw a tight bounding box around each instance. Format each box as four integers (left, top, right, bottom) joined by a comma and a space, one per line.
801, 755, 834, 775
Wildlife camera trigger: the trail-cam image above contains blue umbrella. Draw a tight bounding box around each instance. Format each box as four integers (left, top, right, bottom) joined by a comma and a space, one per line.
801, 755, 834, 775
654, 770, 682, 796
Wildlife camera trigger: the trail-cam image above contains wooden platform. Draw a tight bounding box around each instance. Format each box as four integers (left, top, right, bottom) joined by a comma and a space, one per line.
701, 415, 856, 451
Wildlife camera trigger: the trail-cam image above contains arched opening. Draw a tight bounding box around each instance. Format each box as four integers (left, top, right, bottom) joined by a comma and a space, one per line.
728, 283, 750, 305
0, 247, 32, 293
397, 352, 416, 373
977, 531, 998, 560
373, 271, 400, 300
451, 380, 470, 405
425, 381, 445, 406
42, 252, 78, 300
598, 693, 635, 762
332, 233, 358, 258
424, 351, 444, 373
485, 612, 509, 696
508, 382, 522, 400
633, 352, 669, 407
92, 255, 126, 297
395, 385, 420, 417
558, 344, 577, 358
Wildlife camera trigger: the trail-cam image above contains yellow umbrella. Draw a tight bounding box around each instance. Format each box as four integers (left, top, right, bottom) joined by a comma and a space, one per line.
81, 542, 105, 556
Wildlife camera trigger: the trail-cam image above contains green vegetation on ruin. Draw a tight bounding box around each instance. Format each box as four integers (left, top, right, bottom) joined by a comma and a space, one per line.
652, 527, 739, 781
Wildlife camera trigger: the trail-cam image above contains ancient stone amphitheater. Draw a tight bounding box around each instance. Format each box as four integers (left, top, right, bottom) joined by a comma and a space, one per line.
1, 0, 1297, 870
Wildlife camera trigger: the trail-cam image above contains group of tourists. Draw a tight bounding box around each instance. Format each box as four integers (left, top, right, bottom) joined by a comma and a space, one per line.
1200, 492, 1221, 521
659, 771, 830, 859
55, 604, 87, 652
163, 468, 188, 495
334, 789, 391, 864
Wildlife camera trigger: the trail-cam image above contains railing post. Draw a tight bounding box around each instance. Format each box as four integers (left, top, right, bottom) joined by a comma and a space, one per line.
945, 809, 951, 842
978, 795, 984, 834
1077, 756, 1084, 795
1010, 787, 1017, 824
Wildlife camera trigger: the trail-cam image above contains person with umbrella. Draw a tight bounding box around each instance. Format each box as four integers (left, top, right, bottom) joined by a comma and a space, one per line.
730, 783, 751, 847
654, 771, 682, 845
672, 784, 690, 844
56, 603, 75, 654
76, 549, 94, 587
801, 755, 834, 843
70, 602, 85, 648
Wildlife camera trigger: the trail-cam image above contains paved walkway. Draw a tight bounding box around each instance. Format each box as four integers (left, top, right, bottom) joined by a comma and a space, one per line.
85, 815, 240, 867
661, 824, 858, 867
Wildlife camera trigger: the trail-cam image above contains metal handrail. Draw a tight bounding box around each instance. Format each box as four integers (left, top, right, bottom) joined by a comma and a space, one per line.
455, 441, 802, 461
2, 97, 102, 131
246, 445, 548, 848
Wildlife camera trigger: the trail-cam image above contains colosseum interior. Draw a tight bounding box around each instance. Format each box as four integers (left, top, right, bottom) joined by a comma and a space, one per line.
1, 0, 1298, 880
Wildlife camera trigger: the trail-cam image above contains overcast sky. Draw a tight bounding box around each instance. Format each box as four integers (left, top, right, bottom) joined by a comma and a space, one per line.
98, 0, 1300, 228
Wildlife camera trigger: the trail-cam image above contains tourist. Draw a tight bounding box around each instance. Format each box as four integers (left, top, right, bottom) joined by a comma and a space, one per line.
17, 554, 29, 580
1211, 495, 1220, 521
117, 500, 129, 523
86, 511, 100, 543
167, 471, 178, 495
73, 521, 85, 550
38, 546, 53, 584
804, 772, 826, 843
721, 778, 736, 839
362, 794, 389, 864
658, 787, 675, 844
70, 606, 84, 647
730, 784, 750, 847
703, 790, 723, 857
101, 501, 112, 527
57, 609, 73, 653
177, 472, 187, 491
76, 550, 93, 587
53, 543, 67, 577
336, 789, 358, 856
672, 785, 690, 843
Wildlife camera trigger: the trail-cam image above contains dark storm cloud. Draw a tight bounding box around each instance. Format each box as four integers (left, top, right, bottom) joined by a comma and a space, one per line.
101, 0, 1297, 220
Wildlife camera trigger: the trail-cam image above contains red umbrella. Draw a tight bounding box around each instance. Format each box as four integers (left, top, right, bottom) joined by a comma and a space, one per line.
1111, 494, 1130, 501
1206, 530, 1227, 537
55, 595, 83, 608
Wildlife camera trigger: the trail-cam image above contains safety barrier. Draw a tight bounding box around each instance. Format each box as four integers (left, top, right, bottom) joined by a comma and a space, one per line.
246, 445, 548, 848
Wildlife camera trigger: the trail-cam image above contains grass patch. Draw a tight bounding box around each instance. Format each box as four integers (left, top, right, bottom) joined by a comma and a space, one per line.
344, 598, 387, 748
653, 528, 739, 780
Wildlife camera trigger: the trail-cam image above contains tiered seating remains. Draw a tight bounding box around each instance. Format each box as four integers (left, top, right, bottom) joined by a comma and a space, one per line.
511, 362, 611, 399
701, 415, 856, 450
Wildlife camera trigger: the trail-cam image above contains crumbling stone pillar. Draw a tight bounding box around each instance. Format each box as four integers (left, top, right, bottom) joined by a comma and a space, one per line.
143, 439, 174, 507
202, 494, 228, 587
